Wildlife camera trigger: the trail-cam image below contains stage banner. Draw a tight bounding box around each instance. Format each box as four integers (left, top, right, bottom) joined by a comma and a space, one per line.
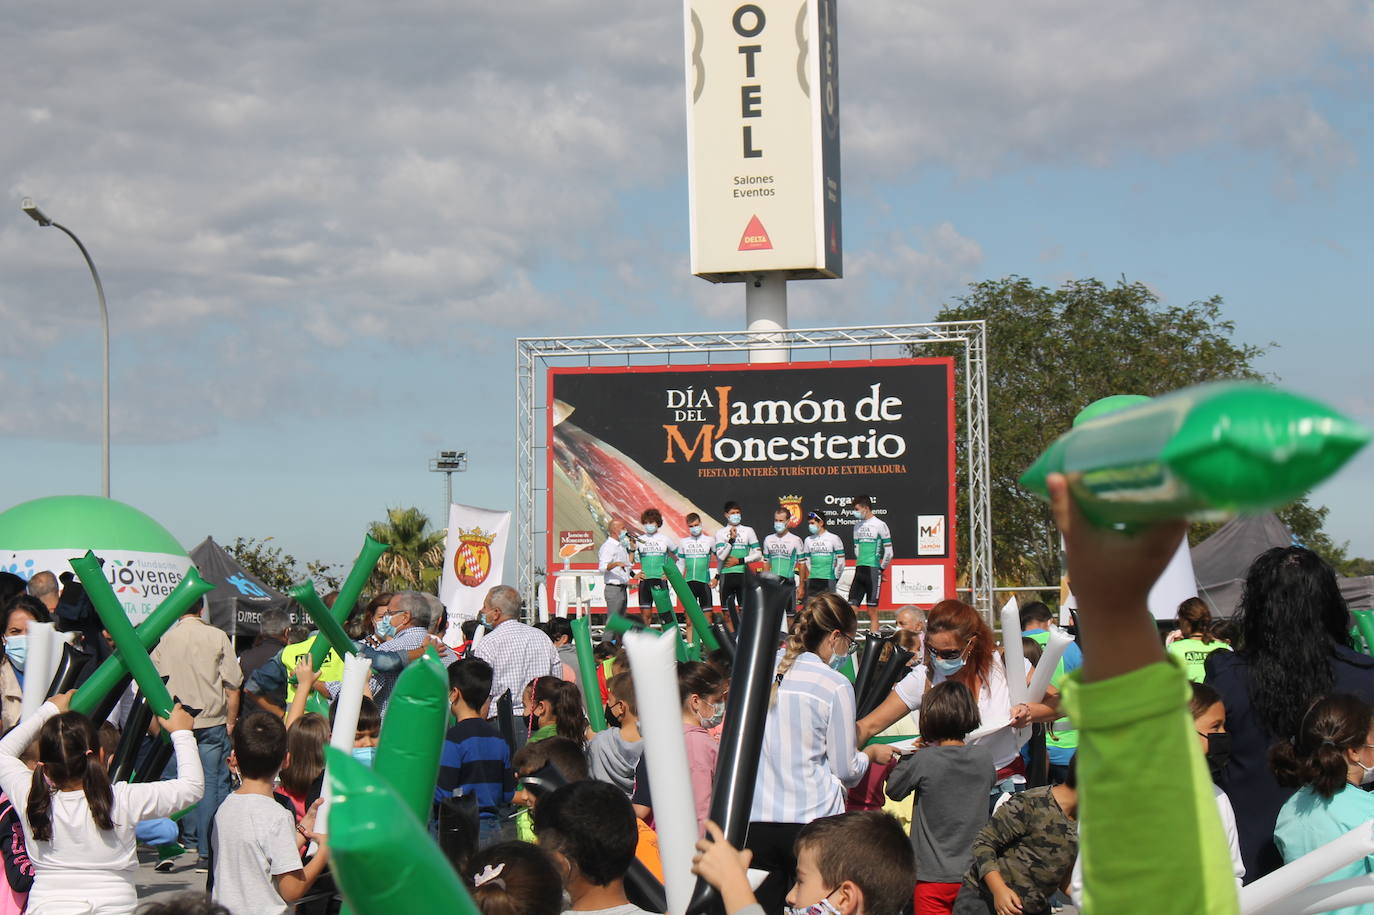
549, 358, 955, 607
439, 503, 511, 630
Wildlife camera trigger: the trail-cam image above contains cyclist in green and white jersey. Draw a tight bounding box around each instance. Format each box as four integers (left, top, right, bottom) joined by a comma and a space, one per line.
762, 507, 808, 614
801, 511, 845, 598
679, 511, 726, 631
846, 494, 892, 631
713, 500, 761, 626
634, 507, 678, 620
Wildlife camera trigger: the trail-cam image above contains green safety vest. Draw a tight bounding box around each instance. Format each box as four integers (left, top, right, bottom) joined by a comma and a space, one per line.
281, 636, 345, 704
1027, 629, 1078, 752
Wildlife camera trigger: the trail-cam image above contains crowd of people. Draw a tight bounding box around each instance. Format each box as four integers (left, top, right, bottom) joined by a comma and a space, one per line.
0, 482, 1372, 915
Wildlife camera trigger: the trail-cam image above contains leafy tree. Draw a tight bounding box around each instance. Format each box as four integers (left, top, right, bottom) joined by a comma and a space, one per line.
226, 536, 341, 592
367, 507, 446, 593
928, 276, 1269, 585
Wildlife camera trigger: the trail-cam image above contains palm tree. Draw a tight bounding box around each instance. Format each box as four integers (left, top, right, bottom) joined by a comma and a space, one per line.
367, 506, 446, 592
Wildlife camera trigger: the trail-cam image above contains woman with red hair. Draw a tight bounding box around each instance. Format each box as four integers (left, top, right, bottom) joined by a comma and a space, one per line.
858, 600, 1060, 801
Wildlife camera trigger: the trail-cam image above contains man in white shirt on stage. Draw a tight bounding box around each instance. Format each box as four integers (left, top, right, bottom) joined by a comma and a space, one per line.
598, 519, 633, 624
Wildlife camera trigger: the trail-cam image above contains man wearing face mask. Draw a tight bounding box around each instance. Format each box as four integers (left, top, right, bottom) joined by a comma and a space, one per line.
679, 512, 725, 631
763, 507, 807, 614
845, 496, 892, 633
633, 507, 679, 624
802, 512, 846, 598
472, 585, 562, 730
598, 519, 633, 625
713, 501, 761, 626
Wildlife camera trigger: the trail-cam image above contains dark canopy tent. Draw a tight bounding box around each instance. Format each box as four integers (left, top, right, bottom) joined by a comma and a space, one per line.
1192, 513, 1374, 616
189, 537, 293, 639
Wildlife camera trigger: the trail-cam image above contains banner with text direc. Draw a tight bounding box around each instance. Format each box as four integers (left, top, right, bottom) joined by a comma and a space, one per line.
548, 359, 954, 607
439, 503, 511, 629
684, 0, 841, 280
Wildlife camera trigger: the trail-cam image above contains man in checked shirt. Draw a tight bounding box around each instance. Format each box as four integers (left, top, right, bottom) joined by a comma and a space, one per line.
472, 584, 562, 746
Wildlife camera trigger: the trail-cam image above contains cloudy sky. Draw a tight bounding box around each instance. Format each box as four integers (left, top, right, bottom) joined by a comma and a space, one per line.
4, 1, 1373, 578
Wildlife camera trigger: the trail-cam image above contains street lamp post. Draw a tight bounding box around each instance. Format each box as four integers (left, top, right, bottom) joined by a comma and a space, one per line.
429, 450, 468, 518
21, 198, 111, 498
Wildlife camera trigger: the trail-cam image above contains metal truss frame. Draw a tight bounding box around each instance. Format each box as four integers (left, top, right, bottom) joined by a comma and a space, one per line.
515, 322, 993, 619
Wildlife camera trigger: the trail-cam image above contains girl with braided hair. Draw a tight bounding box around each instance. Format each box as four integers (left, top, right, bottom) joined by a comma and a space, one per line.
745, 592, 896, 912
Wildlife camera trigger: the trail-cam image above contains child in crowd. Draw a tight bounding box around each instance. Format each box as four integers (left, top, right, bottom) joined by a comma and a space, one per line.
350, 696, 380, 766
525, 676, 589, 748
588, 672, 643, 797
952, 760, 1078, 915
679, 661, 726, 832
1191, 682, 1245, 886
511, 736, 588, 842
212, 711, 328, 915
1270, 693, 1374, 890
467, 840, 564, 915
1167, 597, 1231, 682
278, 713, 328, 820
0, 692, 202, 913
691, 811, 915, 915
888, 681, 995, 915
534, 779, 655, 915
437, 658, 514, 848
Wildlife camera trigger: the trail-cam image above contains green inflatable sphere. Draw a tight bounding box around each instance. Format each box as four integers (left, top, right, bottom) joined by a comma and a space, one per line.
1072, 394, 1153, 427
0, 496, 190, 622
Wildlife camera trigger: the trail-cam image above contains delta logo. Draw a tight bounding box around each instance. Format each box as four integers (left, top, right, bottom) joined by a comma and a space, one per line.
454, 527, 496, 588
738, 215, 773, 251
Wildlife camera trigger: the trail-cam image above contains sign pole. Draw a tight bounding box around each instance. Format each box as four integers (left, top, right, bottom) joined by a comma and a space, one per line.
745, 271, 788, 363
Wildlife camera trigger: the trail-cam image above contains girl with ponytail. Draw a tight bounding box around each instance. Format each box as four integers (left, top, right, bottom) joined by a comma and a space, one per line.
526, 677, 590, 749
746, 592, 895, 913
1270, 693, 1374, 886
0, 691, 202, 914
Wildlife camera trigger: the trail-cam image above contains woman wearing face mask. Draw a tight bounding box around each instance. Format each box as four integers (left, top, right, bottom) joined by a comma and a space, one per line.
747, 593, 894, 913
1270, 693, 1374, 897
0, 599, 50, 732
679, 661, 727, 834
858, 600, 1061, 803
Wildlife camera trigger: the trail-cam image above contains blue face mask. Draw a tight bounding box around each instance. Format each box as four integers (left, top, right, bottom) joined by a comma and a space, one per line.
352, 746, 377, 767
932, 656, 965, 676
644, 523, 658, 534
727, 513, 741, 525
477, 612, 491, 629
4, 636, 26, 672
689, 525, 702, 536
852, 509, 865, 519
808, 523, 819, 535
375, 615, 397, 640
827, 652, 848, 671
774, 521, 787, 533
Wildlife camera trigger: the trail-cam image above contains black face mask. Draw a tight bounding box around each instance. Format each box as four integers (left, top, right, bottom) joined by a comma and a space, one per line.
604, 704, 621, 729
1202, 731, 1232, 779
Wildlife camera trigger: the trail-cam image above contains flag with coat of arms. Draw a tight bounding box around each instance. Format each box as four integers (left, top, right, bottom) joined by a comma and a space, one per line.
439, 503, 511, 630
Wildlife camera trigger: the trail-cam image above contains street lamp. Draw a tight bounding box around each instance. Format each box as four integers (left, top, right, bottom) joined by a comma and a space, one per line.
21, 198, 111, 498
429, 450, 468, 517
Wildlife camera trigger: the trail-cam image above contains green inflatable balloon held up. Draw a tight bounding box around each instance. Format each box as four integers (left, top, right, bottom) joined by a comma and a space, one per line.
306, 535, 388, 672
327, 748, 479, 915
1020, 382, 1370, 526
291, 580, 357, 663
71, 566, 215, 717
69, 551, 183, 718
1354, 611, 1374, 660
663, 560, 720, 651
571, 616, 606, 732
373, 652, 448, 826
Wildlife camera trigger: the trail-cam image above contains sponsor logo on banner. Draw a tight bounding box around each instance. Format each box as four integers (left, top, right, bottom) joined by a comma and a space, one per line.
890, 565, 945, 604
917, 515, 946, 556
454, 528, 495, 588
559, 530, 595, 559
777, 494, 803, 527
